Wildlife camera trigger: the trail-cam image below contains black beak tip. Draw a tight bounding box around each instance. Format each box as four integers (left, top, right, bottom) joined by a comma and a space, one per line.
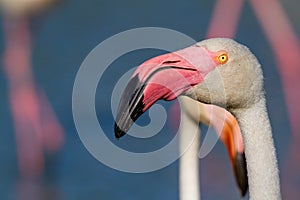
234, 152, 249, 197
114, 75, 145, 140
114, 123, 126, 139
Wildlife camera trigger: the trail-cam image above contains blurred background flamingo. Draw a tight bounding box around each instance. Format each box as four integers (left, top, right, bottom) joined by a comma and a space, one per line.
0, 0, 64, 199
0, 0, 299, 199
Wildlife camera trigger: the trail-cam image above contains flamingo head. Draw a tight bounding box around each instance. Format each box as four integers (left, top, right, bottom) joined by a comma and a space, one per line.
114, 38, 263, 197
115, 38, 263, 138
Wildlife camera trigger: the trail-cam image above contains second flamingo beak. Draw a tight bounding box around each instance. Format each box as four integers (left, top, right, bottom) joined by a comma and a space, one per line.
182, 98, 248, 196
114, 45, 220, 138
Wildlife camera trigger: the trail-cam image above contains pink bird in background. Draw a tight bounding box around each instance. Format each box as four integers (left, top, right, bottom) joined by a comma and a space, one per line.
0, 0, 64, 199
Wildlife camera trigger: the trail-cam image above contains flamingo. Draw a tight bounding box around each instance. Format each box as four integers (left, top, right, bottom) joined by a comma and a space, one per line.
1, 0, 63, 176
1, 0, 63, 198
114, 38, 281, 199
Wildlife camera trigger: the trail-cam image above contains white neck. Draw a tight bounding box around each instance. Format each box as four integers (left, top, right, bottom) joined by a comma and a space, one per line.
179, 100, 201, 200
231, 98, 281, 200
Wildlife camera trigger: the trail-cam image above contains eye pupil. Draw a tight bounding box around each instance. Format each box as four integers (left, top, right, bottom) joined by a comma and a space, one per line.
219, 55, 226, 62
216, 52, 228, 64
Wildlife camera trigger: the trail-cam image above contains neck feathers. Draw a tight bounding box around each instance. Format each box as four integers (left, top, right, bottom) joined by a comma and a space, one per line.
231, 98, 281, 199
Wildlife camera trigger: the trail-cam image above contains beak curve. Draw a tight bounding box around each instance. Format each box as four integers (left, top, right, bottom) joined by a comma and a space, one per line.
114, 45, 219, 138
217, 111, 248, 196
114, 75, 146, 138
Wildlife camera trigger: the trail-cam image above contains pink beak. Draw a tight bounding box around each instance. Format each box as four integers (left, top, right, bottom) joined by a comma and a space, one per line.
115, 45, 219, 138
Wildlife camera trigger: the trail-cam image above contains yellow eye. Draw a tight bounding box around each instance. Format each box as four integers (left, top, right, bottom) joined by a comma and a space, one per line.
216, 52, 229, 64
